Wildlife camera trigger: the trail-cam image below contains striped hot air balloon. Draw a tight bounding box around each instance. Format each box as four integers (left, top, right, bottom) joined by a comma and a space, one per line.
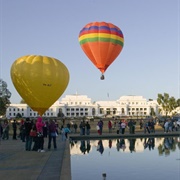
79, 22, 124, 80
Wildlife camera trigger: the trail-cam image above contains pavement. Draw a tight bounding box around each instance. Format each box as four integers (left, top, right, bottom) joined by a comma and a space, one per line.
0, 135, 71, 180
0, 129, 179, 180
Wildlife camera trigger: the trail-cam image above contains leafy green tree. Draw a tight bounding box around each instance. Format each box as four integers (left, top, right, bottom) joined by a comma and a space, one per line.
20, 99, 26, 104
157, 93, 179, 116
177, 99, 180, 106
150, 107, 156, 116
0, 97, 11, 116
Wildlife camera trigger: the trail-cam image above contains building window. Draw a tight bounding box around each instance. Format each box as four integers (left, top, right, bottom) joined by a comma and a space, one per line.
80, 108, 83, 111
76, 108, 79, 111
71, 108, 74, 111
144, 108, 147, 110
85, 108, 88, 111
121, 108, 125, 114
67, 108, 70, 111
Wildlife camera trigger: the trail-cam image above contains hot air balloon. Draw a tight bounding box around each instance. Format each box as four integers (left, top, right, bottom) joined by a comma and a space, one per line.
10, 55, 69, 116
79, 22, 124, 80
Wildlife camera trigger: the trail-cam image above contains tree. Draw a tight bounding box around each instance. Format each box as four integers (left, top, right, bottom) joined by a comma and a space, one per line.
150, 107, 156, 116
0, 79, 11, 117
20, 99, 26, 104
0, 97, 11, 116
157, 93, 179, 116
57, 109, 64, 118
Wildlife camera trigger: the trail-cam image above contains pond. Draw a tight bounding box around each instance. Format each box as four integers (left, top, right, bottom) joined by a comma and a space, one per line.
70, 137, 180, 180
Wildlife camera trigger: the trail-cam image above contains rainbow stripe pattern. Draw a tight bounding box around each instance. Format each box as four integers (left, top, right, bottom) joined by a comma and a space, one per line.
79, 22, 124, 47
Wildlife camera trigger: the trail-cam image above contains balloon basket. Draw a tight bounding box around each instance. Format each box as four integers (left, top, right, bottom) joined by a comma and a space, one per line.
100, 74, 105, 80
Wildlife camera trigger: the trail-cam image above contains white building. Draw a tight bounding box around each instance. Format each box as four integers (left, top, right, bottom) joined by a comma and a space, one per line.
6, 94, 159, 119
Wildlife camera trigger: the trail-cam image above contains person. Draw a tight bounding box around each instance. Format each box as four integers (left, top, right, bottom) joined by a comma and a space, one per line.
48, 119, 57, 150
132, 120, 136, 134
19, 119, 26, 142
24, 118, 33, 151
144, 120, 150, 134
96, 122, 101, 135
12, 119, 17, 140
118, 120, 122, 134
79, 120, 85, 135
108, 120, 112, 133
61, 125, 71, 141
168, 119, 173, 132
85, 121, 91, 135
31, 120, 38, 151
2, 120, 9, 140
173, 120, 178, 131
164, 120, 169, 133
0, 121, 3, 139
121, 120, 126, 134
98, 119, 103, 135
43, 120, 48, 138
139, 119, 143, 129
150, 119, 155, 133
54, 119, 59, 135
36, 117, 45, 152
128, 119, 134, 134
73, 122, 78, 133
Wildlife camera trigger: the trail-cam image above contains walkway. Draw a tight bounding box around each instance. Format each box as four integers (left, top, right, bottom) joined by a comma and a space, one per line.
0, 135, 70, 180
0, 130, 179, 180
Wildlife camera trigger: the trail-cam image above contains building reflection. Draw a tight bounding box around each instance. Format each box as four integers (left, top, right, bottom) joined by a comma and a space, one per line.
70, 137, 180, 156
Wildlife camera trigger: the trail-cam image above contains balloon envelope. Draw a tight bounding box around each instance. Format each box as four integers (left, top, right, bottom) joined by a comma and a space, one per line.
10, 55, 69, 116
79, 22, 124, 75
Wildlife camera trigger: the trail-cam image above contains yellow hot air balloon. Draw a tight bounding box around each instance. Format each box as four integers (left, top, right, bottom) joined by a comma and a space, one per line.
10, 55, 69, 116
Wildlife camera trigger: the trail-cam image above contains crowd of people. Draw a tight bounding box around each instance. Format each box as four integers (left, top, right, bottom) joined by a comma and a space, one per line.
0, 117, 71, 152
0, 117, 179, 150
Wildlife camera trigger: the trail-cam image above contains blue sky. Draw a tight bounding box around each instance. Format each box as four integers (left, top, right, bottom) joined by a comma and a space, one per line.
0, 0, 180, 103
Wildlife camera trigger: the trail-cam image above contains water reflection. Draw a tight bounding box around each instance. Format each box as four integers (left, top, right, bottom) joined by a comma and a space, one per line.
70, 137, 180, 156
70, 137, 180, 180
143, 138, 155, 150
97, 140, 104, 154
